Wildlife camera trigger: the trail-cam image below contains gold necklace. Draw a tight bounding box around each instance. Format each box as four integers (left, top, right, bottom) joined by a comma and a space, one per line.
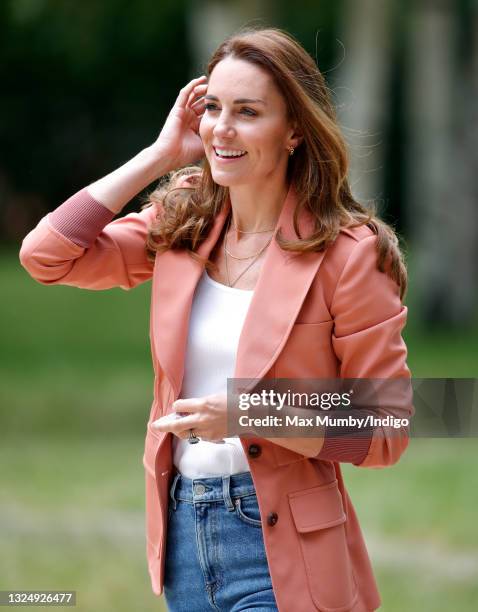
224, 216, 273, 287
224, 235, 272, 261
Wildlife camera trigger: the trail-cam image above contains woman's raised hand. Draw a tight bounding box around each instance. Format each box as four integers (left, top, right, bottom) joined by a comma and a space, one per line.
153, 75, 208, 169
80, 76, 207, 213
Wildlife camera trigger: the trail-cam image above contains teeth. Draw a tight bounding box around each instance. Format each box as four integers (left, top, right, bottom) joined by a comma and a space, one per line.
215, 148, 246, 157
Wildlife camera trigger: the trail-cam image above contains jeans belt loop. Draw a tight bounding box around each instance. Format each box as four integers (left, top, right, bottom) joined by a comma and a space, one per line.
222, 474, 234, 511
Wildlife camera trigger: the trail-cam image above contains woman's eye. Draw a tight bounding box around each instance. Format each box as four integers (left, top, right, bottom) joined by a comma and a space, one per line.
204, 103, 256, 117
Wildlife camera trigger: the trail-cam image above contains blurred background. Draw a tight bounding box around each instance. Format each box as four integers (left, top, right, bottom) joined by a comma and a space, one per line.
1, 1, 477, 610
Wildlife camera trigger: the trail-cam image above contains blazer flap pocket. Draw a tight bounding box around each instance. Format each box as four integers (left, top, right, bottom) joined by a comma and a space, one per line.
288, 479, 346, 533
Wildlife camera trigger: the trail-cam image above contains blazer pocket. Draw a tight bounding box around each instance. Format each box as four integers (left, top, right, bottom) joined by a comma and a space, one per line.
288, 480, 358, 612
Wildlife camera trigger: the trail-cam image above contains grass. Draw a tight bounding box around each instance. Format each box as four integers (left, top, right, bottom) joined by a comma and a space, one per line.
0, 435, 163, 612
2, 436, 477, 612
2, 249, 478, 611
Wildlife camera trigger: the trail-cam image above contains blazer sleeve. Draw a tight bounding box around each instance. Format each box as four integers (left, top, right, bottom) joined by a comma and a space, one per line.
315, 234, 413, 468
19, 188, 157, 291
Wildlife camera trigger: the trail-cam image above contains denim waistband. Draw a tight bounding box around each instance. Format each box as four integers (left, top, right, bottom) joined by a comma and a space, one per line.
169, 470, 256, 511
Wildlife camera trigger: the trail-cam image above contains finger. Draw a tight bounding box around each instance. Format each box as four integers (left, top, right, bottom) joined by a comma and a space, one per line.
190, 89, 206, 106
188, 82, 208, 98
191, 99, 206, 117
152, 413, 198, 433
176, 78, 206, 109
187, 90, 207, 112
187, 82, 208, 100
173, 414, 200, 433
175, 75, 208, 109
183, 104, 206, 129
172, 397, 204, 413
176, 430, 191, 440
191, 111, 204, 129
191, 97, 205, 108
190, 96, 206, 111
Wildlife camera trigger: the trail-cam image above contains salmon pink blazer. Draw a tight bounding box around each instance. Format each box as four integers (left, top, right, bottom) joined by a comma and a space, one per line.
20, 182, 412, 612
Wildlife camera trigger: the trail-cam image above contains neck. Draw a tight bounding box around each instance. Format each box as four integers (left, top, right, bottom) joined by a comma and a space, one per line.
228, 179, 289, 234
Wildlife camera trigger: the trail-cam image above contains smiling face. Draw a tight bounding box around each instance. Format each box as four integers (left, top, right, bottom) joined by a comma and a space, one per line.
199, 57, 298, 188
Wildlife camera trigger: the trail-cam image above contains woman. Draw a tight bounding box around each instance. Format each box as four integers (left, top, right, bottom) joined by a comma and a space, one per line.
20, 27, 411, 612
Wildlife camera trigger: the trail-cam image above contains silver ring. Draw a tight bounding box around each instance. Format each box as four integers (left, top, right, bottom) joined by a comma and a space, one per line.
188, 429, 200, 444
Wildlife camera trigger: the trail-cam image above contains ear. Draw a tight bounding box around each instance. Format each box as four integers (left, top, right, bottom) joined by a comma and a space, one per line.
287, 121, 303, 150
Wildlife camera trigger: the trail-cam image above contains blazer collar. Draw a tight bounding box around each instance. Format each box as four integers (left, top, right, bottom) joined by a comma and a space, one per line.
152, 183, 327, 398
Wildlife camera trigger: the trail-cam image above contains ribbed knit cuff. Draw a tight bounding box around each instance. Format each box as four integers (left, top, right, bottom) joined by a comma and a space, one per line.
317, 433, 373, 465
48, 187, 115, 248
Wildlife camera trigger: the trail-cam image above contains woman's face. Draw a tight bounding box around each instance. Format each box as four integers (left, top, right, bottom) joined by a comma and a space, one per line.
199, 57, 295, 188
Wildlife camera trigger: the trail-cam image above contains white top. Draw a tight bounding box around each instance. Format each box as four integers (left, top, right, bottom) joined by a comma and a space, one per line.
172, 270, 254, 478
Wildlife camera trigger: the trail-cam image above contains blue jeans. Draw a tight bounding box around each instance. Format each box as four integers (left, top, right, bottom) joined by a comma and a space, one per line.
163, 470, 279, 612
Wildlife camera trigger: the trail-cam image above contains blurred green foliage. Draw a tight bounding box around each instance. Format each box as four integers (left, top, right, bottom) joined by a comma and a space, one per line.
0, 250, 153, 436
0, 0, 407, 243
0, 0, 190, 241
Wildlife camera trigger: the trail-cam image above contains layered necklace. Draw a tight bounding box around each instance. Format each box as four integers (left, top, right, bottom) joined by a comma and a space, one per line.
223, 214, 276, 288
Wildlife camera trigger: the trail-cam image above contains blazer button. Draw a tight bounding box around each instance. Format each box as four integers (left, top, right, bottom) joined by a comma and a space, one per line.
248, 444, 262, 458
267, 512, 278, 526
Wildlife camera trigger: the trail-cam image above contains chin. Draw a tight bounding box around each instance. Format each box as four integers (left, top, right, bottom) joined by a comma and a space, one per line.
210, 169, 251, 188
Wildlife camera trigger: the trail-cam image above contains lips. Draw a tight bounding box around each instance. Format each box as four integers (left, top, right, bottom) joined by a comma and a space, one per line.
213, 146, 247, 159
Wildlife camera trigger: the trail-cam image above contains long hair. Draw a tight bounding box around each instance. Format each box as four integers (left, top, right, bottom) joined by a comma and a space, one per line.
143, 27, 407, 299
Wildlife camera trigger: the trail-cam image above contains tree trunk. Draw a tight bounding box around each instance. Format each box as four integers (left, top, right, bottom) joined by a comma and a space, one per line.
186, 0, 274, 73
405, 0, 476, 327
335, 0, 395, 207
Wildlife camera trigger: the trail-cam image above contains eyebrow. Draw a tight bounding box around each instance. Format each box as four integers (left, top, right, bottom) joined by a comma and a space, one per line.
204, 95, 266, 105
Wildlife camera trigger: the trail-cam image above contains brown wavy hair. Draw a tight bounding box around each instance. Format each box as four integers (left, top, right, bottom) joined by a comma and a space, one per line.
143, 27, 407, 299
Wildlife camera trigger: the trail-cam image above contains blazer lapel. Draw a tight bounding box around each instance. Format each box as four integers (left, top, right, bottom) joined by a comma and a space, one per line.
152, 182, 327, 397
152, 203, 230, 397
234, 184, 327, 380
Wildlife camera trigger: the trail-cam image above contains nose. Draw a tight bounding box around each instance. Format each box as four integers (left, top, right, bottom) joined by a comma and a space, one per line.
212, 112, 235, 140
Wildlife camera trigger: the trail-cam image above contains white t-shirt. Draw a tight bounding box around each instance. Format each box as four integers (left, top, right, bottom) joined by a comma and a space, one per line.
172, 270, 254, 478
